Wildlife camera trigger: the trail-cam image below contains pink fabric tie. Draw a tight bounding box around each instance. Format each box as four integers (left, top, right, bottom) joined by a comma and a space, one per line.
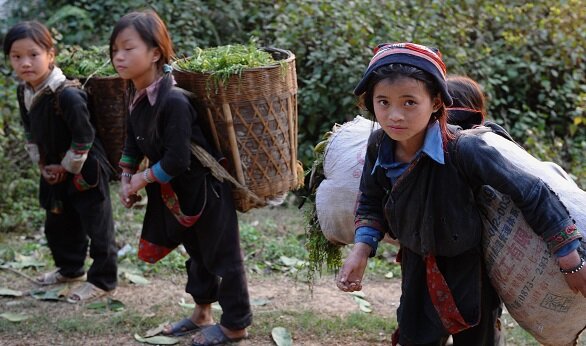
425, 255, 471, 334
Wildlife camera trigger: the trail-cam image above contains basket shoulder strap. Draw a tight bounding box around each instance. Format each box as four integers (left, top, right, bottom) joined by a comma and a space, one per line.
52, 79, 83, 119
173, 86, 223, 158
17, 84, 25, 106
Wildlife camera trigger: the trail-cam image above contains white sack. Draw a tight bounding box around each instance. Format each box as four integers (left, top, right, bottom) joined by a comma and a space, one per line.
316, 116, 379, 245
478, 131, 586, 236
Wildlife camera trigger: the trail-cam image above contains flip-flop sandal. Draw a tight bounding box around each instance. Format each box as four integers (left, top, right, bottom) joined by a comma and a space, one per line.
36, 269, 86, 286
162, 318, 203, 336
191, 324, 248, 346
66, 282, 109, 304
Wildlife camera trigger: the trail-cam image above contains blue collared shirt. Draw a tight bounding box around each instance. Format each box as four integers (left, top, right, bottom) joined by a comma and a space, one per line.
356, 122, 445, 256
372, 121, 444, 183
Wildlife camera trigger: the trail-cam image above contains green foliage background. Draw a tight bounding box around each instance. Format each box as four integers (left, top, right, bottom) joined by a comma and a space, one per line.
1, 0, 585, 232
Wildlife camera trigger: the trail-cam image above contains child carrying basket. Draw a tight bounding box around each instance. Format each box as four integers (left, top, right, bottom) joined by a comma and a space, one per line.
173, 44, 300, 212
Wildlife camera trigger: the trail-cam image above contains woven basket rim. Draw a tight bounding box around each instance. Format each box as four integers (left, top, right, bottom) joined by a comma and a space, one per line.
172, 46, 295, 75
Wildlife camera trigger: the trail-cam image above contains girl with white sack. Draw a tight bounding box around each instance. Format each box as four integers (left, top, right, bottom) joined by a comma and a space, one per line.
336, 42, 586, 345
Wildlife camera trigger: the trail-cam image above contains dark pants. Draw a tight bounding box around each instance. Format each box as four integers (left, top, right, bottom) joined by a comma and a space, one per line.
406, 281, 500, 346
44, 173, 117, 291
181, 180, 252, 330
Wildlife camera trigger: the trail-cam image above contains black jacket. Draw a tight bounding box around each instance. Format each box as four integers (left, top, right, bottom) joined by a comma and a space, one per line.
355, 127, 575, 343
17, 84, 111, 211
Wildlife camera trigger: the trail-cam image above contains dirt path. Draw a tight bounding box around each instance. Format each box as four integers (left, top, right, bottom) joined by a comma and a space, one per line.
0, 271, 401, 346
248, 275, 401, 318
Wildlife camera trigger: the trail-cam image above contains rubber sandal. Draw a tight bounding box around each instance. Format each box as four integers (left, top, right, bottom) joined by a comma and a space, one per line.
191, 324, 248, 346
162, 318, 203, 336
36, 269, 86, 286
66, 282, 109, 304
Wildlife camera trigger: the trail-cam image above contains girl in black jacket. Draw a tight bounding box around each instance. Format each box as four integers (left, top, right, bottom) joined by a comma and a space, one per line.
4, 21, 117, 303
337, 43, 585, 345
110, 10, 251, 345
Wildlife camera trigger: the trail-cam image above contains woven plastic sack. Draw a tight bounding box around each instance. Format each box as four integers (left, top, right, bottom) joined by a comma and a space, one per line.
315, 116, 379, 245
478, 185, 586, 345
472, 131, 586, 344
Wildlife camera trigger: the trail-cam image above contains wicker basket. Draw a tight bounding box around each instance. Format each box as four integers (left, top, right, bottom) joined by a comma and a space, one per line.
173, 47, 298, 212
79, 76, 130, 177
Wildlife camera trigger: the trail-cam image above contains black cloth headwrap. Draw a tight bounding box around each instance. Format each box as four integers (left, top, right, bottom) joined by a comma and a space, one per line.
447, 107, 483, 130
354, 42, 452, 106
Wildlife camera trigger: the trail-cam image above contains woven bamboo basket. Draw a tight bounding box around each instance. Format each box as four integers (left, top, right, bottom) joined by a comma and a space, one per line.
78, 76, 130, 177
173, 47, 298, 212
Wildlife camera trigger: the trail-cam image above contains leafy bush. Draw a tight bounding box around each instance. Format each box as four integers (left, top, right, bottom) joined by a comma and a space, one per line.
0, 72, 44, 232
1, 0, 585, 235
430, 1, 585, 185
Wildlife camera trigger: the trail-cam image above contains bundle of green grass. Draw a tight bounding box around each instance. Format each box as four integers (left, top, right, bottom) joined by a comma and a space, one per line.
303, 130, 343, 286
57, 45, 116, 78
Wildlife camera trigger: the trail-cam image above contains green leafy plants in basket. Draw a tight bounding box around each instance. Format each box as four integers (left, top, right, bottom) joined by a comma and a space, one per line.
174, 42, 278, 86
57, 45, 116, 78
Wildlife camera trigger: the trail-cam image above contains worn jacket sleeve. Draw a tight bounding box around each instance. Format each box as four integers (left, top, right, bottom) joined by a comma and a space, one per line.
59, 88, 95, 145
155, 93, 194, 178
120, 113, 143, 172
354, 129, 390, 236
58, 87, 95, 173
454, 133, 579, 253
17, 85, 40, 164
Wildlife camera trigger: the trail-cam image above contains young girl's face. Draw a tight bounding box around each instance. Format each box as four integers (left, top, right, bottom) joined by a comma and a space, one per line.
111, 26, 160, 88
373, 76, 440, 151
8, 38, 54, 90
